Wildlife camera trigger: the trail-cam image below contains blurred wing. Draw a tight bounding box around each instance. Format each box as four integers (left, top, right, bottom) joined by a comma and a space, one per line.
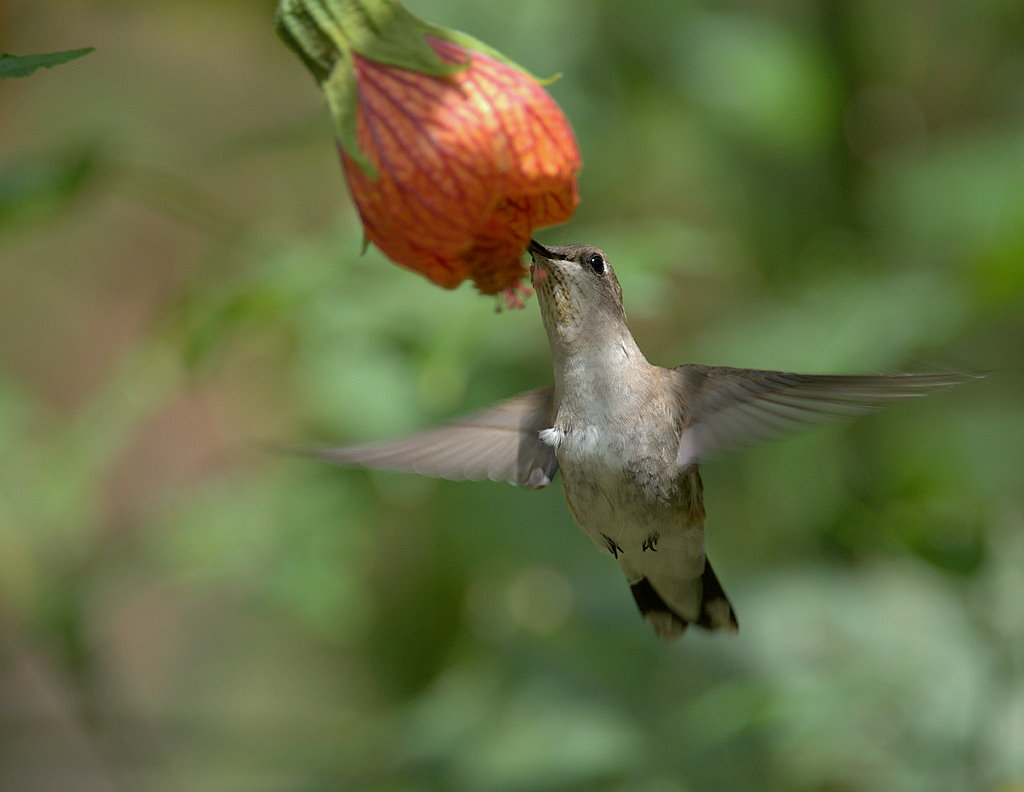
674, 366, 975, 469
305, 387, 558, 488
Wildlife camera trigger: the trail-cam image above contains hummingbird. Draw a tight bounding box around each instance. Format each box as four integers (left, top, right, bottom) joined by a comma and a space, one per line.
308, 241, 971, 639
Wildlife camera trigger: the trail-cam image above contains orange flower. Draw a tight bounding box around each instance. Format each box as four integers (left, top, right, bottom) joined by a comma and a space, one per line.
276, 0, 580, 306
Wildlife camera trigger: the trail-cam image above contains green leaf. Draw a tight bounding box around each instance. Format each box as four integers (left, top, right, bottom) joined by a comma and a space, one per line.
0, 48, 95, 78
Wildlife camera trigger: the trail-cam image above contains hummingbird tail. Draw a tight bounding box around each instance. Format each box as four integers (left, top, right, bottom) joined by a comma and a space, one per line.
629, 560, 738, 639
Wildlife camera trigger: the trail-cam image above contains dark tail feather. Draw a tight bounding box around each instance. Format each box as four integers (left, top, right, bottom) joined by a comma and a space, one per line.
630, 578, 689, 638
695, 560, 739, 632
629, 560, 738, 639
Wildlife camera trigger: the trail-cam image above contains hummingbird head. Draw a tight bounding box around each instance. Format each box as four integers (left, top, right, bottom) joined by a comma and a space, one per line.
528, 240, 627, 346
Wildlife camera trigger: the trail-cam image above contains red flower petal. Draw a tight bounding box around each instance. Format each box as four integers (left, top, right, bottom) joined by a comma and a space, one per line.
341, 36, 580, 298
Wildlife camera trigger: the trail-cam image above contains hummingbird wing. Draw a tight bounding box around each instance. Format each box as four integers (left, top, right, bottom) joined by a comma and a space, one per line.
302, 386, 559, 488
673, 367, 974, 469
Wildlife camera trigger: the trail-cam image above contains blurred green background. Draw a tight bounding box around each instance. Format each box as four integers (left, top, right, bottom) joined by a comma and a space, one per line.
2, 1, 1022, 790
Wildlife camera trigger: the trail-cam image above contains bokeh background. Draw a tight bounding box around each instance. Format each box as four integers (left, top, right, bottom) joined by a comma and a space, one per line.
2, 1, 1023, 790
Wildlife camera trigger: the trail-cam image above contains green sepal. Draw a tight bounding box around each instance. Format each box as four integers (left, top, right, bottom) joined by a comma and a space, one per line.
321, 50, 376, 176
276, 0, 471, 177
415, 22, 553, 83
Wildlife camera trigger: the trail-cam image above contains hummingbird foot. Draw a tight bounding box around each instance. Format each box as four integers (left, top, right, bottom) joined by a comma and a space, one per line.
602, 533, 624, 559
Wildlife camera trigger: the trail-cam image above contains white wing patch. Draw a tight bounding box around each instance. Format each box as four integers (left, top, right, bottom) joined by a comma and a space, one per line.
539, 427, 564, 449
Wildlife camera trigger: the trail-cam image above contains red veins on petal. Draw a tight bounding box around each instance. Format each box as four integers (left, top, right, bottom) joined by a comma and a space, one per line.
342, 36, 581, 298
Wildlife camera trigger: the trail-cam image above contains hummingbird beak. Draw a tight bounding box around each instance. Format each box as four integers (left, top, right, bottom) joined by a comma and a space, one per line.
527, 239, 556, 282
528, 239, 559, 260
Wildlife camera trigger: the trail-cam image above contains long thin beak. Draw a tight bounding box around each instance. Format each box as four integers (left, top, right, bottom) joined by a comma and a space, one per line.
528, 239, 558, 259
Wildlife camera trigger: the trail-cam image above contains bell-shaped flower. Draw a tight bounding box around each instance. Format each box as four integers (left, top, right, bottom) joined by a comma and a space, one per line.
276, 0, 581, 306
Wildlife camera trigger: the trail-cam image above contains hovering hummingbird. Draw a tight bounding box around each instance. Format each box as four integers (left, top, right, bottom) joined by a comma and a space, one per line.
309, 241, 971, 638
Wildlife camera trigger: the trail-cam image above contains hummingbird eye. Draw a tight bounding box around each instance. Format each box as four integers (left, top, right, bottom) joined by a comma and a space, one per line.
587, 253, 606, 275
